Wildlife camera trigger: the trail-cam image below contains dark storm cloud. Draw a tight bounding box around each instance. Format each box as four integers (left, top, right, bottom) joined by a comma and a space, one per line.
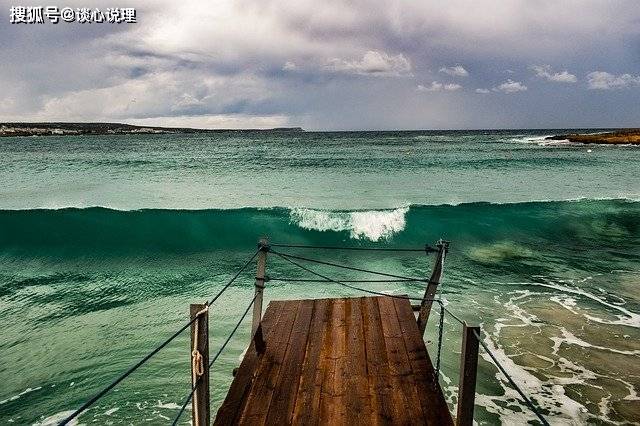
1, 0, 639, 129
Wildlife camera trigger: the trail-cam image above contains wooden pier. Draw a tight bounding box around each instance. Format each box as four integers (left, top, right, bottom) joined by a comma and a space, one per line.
185, 239, 483, 426
58, 239, 547, 426
214, 296, 453, 425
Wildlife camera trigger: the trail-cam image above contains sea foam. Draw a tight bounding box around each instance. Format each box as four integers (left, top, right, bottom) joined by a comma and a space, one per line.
289, 207, 408, 241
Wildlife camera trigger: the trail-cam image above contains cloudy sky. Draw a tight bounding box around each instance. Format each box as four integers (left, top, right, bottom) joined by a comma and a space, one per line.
1, 0, 639, 130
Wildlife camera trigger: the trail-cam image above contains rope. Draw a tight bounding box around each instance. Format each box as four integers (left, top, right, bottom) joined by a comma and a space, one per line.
208, 250, 260, 305
172, 295, 257, 426
272, 251, 425, 301
473, 330, 550, 426
190, 305, 208, 426
270, 243, 437, 253
268, 277, 425, 283
59, 314, 199, 425
270, 249, 429, 282
59, 250, 259, 426
443, 307, 465, 325
435, 303, 444, 377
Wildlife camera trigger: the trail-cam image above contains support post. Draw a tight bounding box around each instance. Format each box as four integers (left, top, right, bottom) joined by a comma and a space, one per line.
252, 238, 268, 353
456, 323, 480, 426
190, 304, 210, 426
417, 239, 448, 334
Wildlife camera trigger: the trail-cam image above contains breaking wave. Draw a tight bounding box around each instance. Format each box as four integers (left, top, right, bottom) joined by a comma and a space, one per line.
290, 207, 408, 241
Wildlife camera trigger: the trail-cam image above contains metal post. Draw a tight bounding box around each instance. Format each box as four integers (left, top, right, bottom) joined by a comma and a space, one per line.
190, 304, 210, 426
417, 239, 448, 334
456, 322, 480, 426
252, 238, 268, 352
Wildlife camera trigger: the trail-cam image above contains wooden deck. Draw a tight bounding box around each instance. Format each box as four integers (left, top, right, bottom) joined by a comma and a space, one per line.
214, 296, 453, 425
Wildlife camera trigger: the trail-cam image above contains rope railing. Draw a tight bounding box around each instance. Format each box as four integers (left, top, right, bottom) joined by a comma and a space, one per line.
171, 294, 257, 425
57, 242, 549, 426
270, 242, 437, 253
58, 249, 260, 426
269, 249, 430, 282
267, 277, 425, 283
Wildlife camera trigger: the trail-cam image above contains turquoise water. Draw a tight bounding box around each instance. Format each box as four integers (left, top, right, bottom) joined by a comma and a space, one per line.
0, 131, 638, 424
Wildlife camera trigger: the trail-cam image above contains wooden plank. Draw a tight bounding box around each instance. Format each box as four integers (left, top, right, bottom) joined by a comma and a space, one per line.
456, 323, 480, 426
377, 296, 426, 421
213, 300, 285, 426
265, 299, 315, 424
393, 297, 454, 425
291, 298, 331, 425
252, 238, 268, 336
343, 297, 373, 425
417, 242, 447, 334
217, 296, 455, 425
318, 298, 347, 425
190, 304, 210, 426
236, 300, 301, 424
362, 296, 396, 424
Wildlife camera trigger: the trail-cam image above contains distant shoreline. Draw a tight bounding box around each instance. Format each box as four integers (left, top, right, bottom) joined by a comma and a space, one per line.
0, 122, 304, 137
546, 129, 640, 145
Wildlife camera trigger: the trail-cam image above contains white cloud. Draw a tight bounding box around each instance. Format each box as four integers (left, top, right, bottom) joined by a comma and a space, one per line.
439, 65, 469, 77
126, 114, 290, 129
324, 51, 412, 77
2, 0, 640, 129
417, 82, 442, 92
282, 61, 298, 71
418, 82, 462, 92
586, 71, 640, 90
475, 88, 490, 94
444, 83, 463, 91
493, 79, 527, 93
532, 65, 577, 83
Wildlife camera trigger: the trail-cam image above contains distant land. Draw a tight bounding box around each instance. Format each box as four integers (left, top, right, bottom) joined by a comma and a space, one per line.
0, 122, 304, 137
547, 129, 640, 145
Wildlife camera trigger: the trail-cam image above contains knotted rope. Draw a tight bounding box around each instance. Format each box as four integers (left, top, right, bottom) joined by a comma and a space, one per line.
191, 304, 208, 426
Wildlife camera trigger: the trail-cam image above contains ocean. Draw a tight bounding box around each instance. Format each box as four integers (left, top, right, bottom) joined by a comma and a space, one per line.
0, 130, 638, 425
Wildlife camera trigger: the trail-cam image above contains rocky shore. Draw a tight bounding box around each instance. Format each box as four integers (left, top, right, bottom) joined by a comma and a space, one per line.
0, 123, 304, 137
546, 129, 640, 145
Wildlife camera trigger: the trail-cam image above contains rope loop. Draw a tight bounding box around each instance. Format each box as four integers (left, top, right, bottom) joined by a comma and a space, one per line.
191, 349, 204, 377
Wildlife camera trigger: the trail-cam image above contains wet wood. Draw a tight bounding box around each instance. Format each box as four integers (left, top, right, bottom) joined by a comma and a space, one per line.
190, 303, 210, 426
456, 323, 480, 426
214, 296, 453, 425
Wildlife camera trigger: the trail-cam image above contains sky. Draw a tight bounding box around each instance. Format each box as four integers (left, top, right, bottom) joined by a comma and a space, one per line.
1, 0, 639, 130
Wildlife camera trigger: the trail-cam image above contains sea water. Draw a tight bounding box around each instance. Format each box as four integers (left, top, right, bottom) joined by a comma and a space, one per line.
0, 130, 638, 424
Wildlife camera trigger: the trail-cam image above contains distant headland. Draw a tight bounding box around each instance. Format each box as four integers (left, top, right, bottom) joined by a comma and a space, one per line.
0, 122, 304, 137
546, 129, 640, 145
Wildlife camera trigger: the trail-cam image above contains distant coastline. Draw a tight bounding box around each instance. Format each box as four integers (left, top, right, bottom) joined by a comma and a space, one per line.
0, 122, 304, 137
546, 129, 640, 145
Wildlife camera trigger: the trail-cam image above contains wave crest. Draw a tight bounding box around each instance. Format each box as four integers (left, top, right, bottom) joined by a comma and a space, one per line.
290, 207, 408, 241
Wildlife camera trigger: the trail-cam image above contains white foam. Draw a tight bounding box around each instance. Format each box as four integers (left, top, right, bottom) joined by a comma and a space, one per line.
290, 207, 408, 241
550, 326, 640, 356
0, 386, 42, 405
478, 330, 591, 424
103, 407, 119, 416
536, 282, 640, 327
155, 401, 182, 410
33, 410, 77, 426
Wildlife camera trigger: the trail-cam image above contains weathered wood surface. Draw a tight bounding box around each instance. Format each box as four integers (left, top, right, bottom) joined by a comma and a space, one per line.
214, 296, 453, 425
